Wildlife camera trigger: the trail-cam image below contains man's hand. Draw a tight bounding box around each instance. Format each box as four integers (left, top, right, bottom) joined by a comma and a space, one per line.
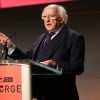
0, 32, 14, 48
40, 60, 56, 67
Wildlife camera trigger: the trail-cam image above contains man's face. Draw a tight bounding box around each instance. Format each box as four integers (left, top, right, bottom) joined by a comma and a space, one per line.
42, 7, 64, 32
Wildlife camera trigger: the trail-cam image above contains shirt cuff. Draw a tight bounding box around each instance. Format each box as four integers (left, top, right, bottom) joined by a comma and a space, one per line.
8, 44, 16, 55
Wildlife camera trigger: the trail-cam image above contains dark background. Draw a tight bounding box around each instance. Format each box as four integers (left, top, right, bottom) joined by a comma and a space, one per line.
0, 1, 100, 100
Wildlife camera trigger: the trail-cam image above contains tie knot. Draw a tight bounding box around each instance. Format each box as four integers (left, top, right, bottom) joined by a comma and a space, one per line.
47, 32, 55, 38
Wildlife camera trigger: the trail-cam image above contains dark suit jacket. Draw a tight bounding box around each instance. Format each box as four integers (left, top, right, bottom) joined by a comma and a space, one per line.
10, 25, 85, 100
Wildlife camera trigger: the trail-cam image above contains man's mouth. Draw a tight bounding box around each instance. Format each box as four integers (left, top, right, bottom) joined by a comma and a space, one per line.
46, 23, 52, 26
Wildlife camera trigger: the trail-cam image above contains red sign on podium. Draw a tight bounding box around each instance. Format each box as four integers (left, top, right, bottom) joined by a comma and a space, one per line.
0, 64, 31, 100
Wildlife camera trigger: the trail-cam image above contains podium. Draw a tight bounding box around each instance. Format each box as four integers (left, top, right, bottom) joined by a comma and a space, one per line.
0, 60, 62, 100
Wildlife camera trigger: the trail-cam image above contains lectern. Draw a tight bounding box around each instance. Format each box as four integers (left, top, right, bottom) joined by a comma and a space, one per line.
0, 60, 62, 100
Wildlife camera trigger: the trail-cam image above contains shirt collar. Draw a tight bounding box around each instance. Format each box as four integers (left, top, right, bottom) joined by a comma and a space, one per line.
50, 24, 64, 39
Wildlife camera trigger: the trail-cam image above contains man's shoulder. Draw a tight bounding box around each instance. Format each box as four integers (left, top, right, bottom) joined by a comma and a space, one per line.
66, 27, 84, 43
68, 27, 82, 36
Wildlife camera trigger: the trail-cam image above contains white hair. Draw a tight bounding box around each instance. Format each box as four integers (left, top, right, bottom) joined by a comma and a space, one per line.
42, 4, 68, 24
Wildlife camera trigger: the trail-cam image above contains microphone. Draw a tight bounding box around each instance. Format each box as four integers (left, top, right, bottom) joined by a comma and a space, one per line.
1, 32, 16, 60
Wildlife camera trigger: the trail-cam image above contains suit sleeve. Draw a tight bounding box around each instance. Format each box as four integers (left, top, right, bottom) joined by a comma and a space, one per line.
9, 47, 33, 59
9, 33, 45, 60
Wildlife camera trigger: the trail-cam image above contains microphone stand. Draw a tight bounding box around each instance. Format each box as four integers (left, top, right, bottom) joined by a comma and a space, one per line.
1, 42, 8, 60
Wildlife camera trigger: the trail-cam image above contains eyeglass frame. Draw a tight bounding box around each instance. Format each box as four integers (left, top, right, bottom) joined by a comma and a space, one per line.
41, 14, 60, 20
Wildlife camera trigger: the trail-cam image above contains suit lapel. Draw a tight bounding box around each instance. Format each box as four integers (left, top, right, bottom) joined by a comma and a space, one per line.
32, 33, 46, 58
42, 26, 69, 59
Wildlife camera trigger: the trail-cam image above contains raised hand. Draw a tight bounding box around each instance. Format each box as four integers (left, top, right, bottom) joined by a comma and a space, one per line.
0, 32, 14, 48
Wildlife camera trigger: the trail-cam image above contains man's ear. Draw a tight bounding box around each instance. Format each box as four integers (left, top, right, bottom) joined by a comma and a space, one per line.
59, 17, 65, 24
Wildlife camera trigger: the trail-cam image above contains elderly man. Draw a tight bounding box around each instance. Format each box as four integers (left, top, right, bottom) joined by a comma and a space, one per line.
0, 4, 85, 100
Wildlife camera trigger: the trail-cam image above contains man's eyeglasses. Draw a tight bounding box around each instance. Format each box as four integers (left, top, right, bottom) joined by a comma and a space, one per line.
41, 15, 58, 20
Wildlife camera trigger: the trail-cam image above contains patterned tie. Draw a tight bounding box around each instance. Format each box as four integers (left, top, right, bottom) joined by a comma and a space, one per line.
43, 32, 55, 47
